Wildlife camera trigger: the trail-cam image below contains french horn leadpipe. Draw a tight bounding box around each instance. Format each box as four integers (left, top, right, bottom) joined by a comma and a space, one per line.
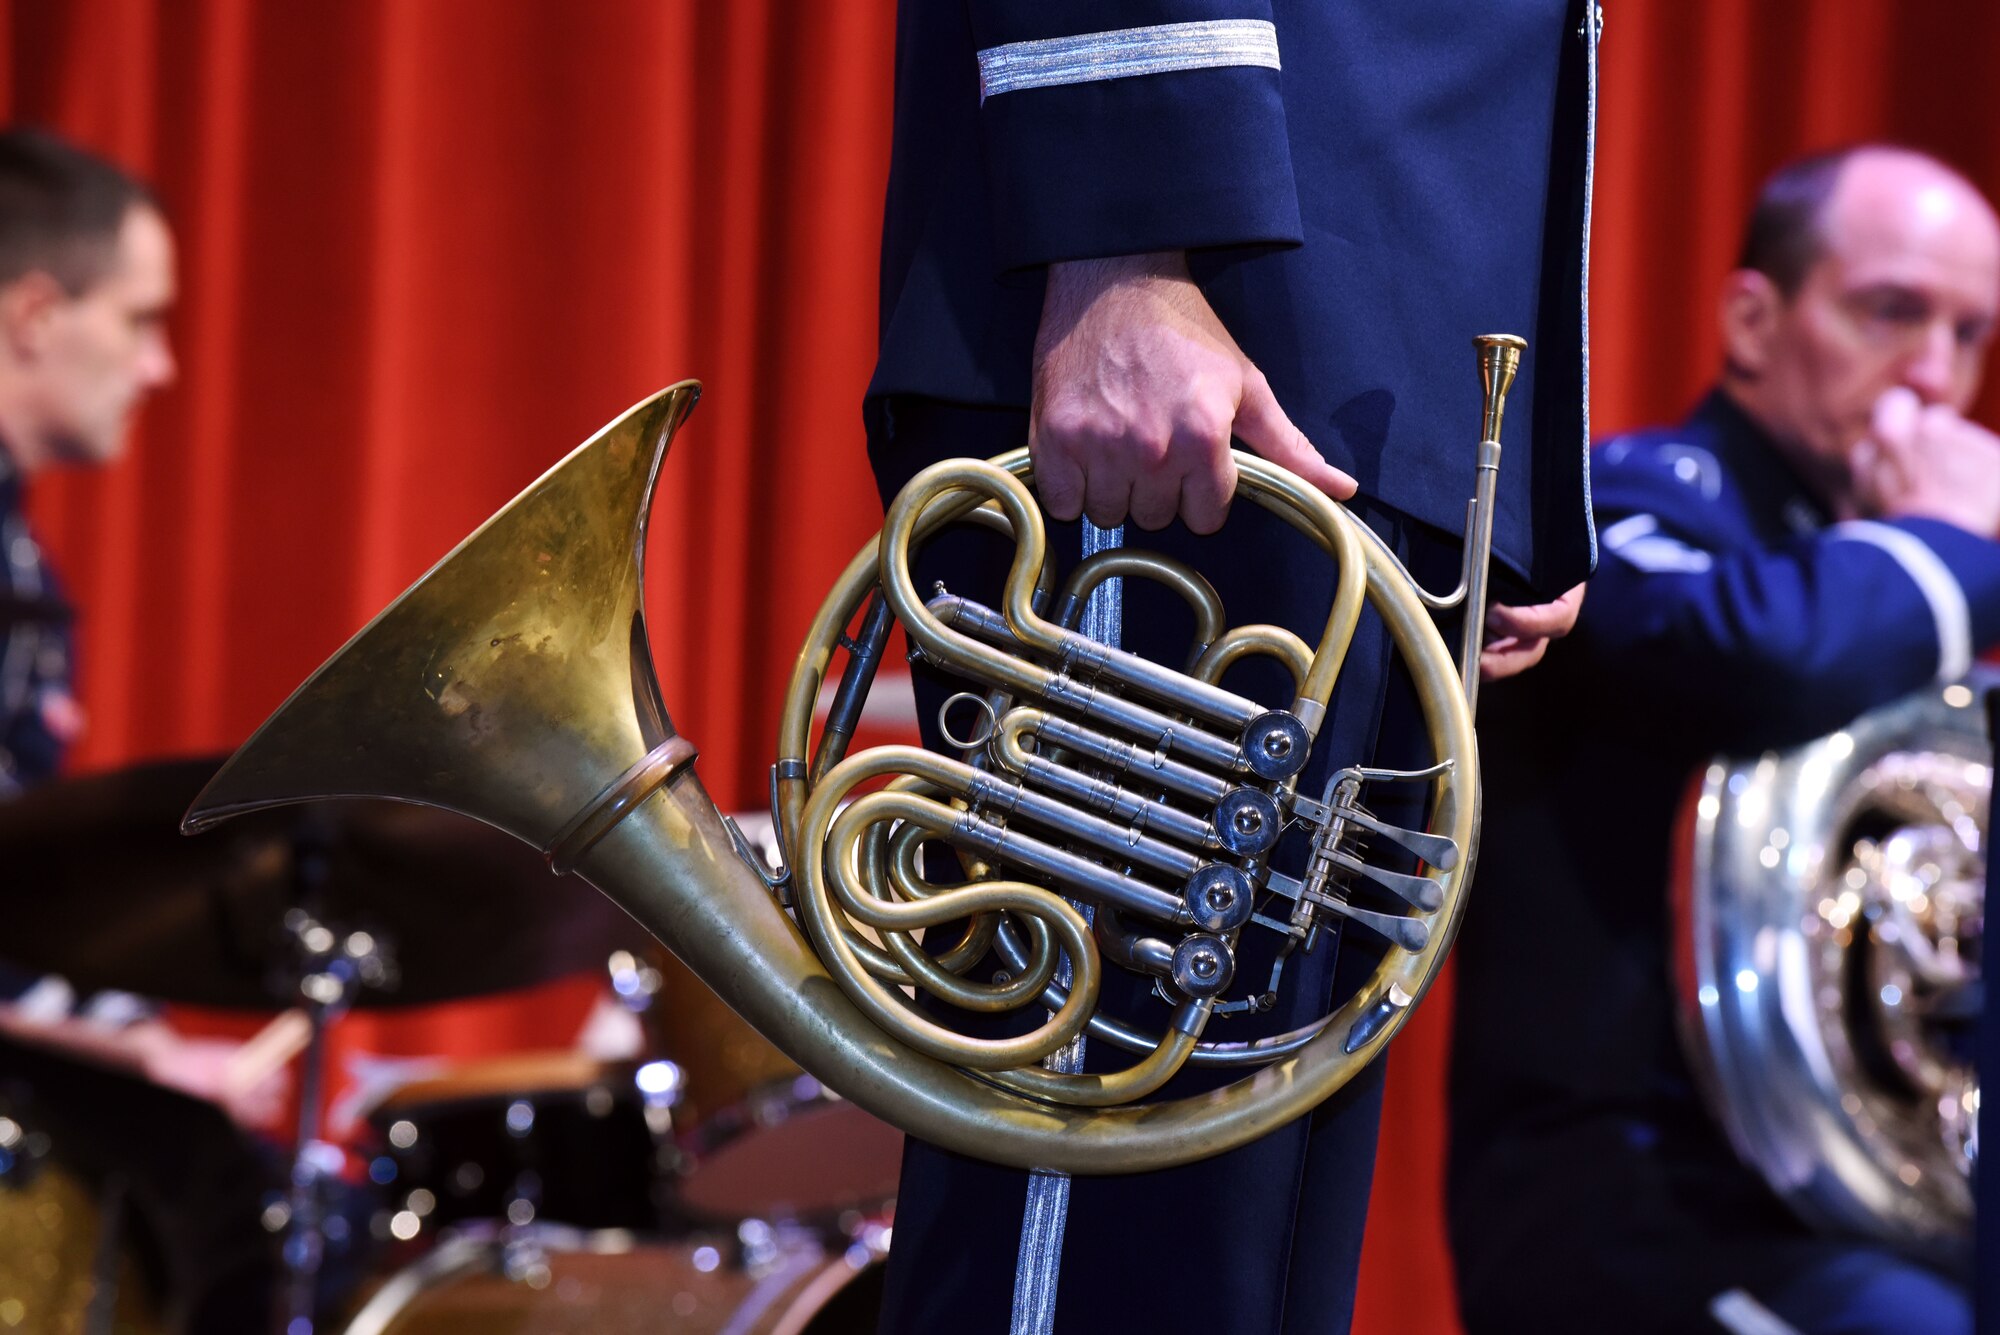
1463, 334, 1524, 714
182, 338, 1520, 1174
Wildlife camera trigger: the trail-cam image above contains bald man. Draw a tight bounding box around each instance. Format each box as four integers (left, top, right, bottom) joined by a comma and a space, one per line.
1447, 146, 1999, 1335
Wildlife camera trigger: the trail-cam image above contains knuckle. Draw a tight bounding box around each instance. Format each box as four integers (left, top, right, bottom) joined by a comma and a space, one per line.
1038, 402, 1095, 448
1184, 504, 1226, 536
1131, 420, 1174, 463
1038, 472, 1079, 504
1084, 502, 1128, 529
1176, 401, 1233, 453
1181, 373, 1236, 431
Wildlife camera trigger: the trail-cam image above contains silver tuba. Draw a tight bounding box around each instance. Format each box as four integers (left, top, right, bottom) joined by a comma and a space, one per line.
1675, 673, 1990, 1261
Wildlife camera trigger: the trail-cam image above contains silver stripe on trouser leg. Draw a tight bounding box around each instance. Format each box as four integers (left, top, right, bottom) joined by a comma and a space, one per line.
1009, 519, 1121, 1335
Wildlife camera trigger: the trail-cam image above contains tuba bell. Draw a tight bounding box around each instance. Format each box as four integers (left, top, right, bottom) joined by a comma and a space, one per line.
1674, 673, 1990, 1261
183, 338, 1523, 1174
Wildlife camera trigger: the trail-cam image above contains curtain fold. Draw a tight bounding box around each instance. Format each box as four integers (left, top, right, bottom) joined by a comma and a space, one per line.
6, 5, 1994, 1331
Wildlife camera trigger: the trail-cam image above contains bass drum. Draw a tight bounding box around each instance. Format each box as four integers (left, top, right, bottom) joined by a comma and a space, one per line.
1674, 673, 1989, 1263
368, 1054, 681, 1240
0, 1124, 165, 1335
338, 1220, 889, 1335
0, 1037, 281, 1334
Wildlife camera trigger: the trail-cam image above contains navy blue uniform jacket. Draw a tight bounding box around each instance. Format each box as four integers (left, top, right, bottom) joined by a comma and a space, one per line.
870, 0, 1598, 601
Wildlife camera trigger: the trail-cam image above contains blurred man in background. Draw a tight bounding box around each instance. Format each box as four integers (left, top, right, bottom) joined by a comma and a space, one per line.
0, 126, 292, 1331
0, 125, 175, 794
1449, 145, 2000, 1335
0, 126, 271, 1115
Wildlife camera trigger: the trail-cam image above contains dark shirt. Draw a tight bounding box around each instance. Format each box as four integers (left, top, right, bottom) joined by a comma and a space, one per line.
0, 460, 75, 795
1, 456, 81, 1008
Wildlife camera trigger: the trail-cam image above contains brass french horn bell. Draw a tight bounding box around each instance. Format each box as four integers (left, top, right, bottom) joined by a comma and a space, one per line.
186, 339, 1520, 1174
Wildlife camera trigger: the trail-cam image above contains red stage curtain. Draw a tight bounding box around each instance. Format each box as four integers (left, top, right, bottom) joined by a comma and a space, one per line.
6, 4, 1997, 1331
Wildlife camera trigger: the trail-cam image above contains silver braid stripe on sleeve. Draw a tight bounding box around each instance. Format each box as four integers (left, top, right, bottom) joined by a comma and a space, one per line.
1833, 521, 1974, 683
978, 19, 1280, 102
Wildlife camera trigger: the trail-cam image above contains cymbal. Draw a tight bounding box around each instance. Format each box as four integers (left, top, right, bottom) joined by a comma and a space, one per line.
0, 756, 652, 1009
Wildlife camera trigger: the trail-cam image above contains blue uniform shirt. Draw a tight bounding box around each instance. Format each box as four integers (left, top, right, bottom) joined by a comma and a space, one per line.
1581, 395, 2000, 749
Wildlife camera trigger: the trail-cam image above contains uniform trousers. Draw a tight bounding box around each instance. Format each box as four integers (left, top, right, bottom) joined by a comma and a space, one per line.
1452, 1114, 1970, 1335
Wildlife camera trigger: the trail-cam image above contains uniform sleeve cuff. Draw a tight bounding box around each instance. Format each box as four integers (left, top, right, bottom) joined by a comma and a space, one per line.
977, 60, 1303, 271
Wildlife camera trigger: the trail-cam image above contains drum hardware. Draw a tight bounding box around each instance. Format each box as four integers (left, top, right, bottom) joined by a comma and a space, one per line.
186, 335, 1520, 1174
604, 949, 665, 1020
0, 1095, 52, 1189
279, 825, 399, 1335
1675, 672, 1990, 1264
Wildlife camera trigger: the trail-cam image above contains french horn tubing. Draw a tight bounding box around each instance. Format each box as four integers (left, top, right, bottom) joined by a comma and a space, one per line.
182, 336, 1525, 1174
1675, 673, 1990, 1260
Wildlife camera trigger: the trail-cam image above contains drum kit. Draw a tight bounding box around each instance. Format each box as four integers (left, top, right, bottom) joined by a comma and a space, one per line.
0, 759, 902, 1334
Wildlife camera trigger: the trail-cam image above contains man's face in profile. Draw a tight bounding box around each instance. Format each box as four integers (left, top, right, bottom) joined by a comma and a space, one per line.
35, 203, 178, 467
1755, 154, 2000, 471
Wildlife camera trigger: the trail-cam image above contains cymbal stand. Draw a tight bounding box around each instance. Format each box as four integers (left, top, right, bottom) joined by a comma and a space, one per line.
275, 822, 393, 1335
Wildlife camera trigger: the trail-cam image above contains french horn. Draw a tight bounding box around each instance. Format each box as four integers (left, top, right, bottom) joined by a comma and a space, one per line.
183, 336, 1526, 1174
1675, 673, 1990, 1260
